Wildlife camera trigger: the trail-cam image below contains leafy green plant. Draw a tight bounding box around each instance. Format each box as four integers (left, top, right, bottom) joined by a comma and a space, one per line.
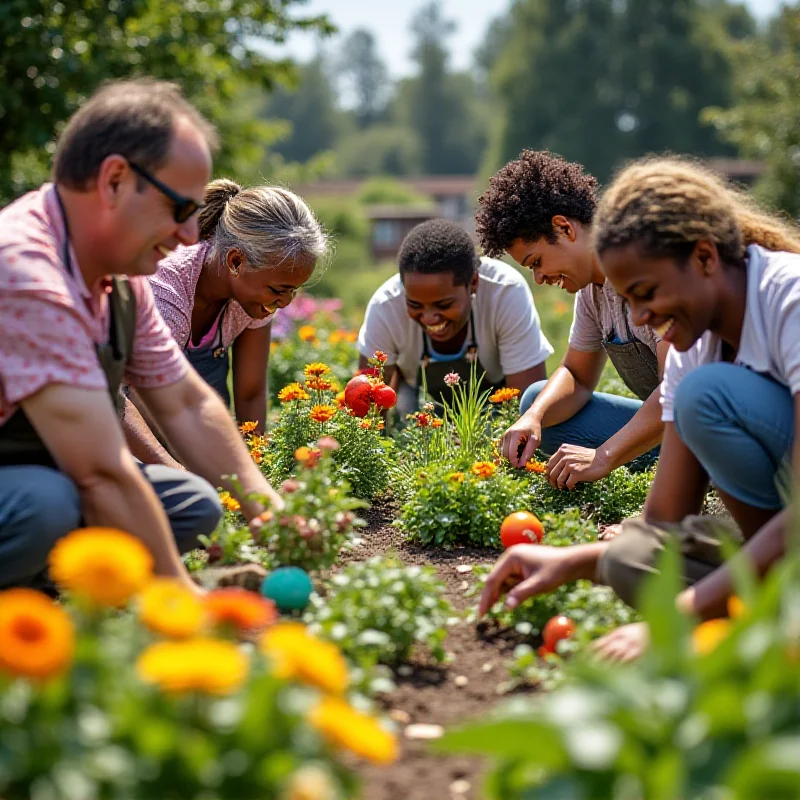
437, 360, 493, 458
395, 459, 530, 548
305, 555, 454, 667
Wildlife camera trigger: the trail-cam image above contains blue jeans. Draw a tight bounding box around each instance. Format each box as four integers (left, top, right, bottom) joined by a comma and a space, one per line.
673, 363, 793, 510
0, 463, 222, 589
519, 380, 659, 470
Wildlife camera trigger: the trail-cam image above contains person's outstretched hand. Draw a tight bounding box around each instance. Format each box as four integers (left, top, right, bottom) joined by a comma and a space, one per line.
501, 412, 542, 468
478, 544, 582, 616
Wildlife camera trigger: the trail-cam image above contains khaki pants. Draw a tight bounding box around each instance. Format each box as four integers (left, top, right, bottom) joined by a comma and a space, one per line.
596, 515, 743, 608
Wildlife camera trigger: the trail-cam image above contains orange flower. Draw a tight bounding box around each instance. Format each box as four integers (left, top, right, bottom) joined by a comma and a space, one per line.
335, 390, 346, 409
206, 588, 277, 632
304, 362, 330, 377
360, 420, 372, 429
693, 618, 731, 655
0, 589, 74, 680
431, 418, 443, 428
251, 451, 263, 465
309, 697, 397, 764
295, 446, 321, 466
728, 596, 746, 619
471, 461, 497, 479
279, 383, 310, 403
489, 387, 521, 404
306, 377, 333, 392
298, 325, 317, 342
372, 350, 388, 363
219, 491, 241, 512
448, 472, 465, 483
138, 579, 206, 639
525, 460, 547, 475
239, 421, 258, 434
377, 420, 385, 431
310, 404, 337, 423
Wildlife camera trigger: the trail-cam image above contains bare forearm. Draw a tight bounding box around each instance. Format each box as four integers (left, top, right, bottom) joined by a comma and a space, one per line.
601, 388, 664, 470
234, 393, 267, 434
122, 398, 185, 468
530, 366, 592, 428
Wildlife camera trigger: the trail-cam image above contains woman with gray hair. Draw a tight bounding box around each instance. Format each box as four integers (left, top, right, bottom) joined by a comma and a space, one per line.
123, 178, 327, 467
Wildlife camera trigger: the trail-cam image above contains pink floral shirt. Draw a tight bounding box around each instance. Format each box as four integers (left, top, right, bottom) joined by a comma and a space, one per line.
149, 242, 272, 350
0, 184, 188, 428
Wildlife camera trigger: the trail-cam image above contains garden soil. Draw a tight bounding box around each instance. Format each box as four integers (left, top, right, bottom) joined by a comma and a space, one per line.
341, 502, 535, 800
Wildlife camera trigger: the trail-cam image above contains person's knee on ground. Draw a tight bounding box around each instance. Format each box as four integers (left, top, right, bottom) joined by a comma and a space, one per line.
0, 467, 81, 589
140, 464, 223, 553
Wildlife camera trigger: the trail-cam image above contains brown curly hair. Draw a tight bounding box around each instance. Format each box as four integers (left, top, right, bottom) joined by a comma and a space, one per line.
593, 156, 800, 264
475, 150, 598, 257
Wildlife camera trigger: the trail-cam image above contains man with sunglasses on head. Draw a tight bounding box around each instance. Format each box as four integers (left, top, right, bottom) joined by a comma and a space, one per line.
0, 78, 284, 596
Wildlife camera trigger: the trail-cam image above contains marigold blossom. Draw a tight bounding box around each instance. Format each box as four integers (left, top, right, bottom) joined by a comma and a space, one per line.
693, 618, 731, 655
431, 418, 443, 428
49, 528, 153, 608
525, 460, 547, 475
304, 362, 330, 377
360, 420, 372, 429
278, 383, 310, 403
448, 472, 466, 483
309, 697, 398, 764
471, 461, 497, 480
306, 377, 333, 392
334, 390, 347, 409
0, 588, 74, 680
298, 325, 317, 342
138, 579, 206, 639
206, 588, 276, 632
219, 491, 241, 512
489, 387, 521, 404
372, 350, 388, 363
238, 420, 258, 434
310, 404, 337, 423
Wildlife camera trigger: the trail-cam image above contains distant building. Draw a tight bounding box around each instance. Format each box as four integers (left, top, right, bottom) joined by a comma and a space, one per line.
363, 205, 438, 261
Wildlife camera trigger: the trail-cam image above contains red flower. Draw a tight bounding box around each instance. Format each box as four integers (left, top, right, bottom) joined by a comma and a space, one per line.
205, 588, 276, 632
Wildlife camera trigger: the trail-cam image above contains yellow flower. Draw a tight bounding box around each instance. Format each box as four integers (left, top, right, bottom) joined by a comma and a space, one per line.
285, 764, 339, 800
260, 622, 349, 695
360, 420, 372, 429
728, 596, 746, 619
470, 461, 497, 480
298, 325, 317, 342
239, 420, 258, 434
525, 460, 547, 475
136, 638, 248, 695
328, 330, 344, 345
0, 588, 74, 680
138, 579, 206, 639
49, 528, 153, 608
431, 418, 443, 428
310, 404, 337, 423
306, 377, 333, 392
304, 362, 331, 378
489, 387, 521, 404
219, 491, 241, 513
309, 697, 397, 764
448, 472, 466, 483
279, 383, 311, 403
693, 618, 731, 655
334, 391, 346, 409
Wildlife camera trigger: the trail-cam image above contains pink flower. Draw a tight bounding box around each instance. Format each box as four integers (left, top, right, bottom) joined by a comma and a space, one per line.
317, 436, 340, 452
444, 372, 461, 387
281, 479, 300, 494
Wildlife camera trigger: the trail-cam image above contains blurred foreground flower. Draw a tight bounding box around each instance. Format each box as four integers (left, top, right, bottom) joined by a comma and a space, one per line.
206, 587, 276, 633
49, 528, 153, 607
0, 588, 74, 680
138, 579, 205, 639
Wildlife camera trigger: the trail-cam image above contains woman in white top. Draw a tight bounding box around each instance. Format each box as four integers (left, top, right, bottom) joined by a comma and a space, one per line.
476, 157, 800, 660
358, 219, 552, 414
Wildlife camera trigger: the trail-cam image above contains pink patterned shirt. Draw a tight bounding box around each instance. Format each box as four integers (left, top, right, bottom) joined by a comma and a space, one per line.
149, 242, 272, 350
0, 184, 188, 428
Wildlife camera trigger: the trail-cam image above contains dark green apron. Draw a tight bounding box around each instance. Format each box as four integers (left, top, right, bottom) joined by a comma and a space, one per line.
601, 312, 660, 401
0, 191, 137, 468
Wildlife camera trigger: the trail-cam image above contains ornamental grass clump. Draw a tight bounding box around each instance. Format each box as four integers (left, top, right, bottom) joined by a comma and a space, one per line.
0, 528, 395, 800
306, 555, 453, 667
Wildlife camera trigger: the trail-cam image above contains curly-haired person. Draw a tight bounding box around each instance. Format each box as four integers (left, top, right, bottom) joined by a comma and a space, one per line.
478, 150, 668, 490
479, 156, 800, 662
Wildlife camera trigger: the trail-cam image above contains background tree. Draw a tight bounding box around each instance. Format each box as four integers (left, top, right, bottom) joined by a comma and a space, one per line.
337, 29, 390, 129
0, 0, 333, 202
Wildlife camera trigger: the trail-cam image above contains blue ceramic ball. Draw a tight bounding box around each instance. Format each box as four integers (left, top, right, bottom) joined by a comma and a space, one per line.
261, 567, 313, 612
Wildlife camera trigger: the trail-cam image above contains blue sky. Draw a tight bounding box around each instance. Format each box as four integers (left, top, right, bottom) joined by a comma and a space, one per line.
278, 0, 788, 77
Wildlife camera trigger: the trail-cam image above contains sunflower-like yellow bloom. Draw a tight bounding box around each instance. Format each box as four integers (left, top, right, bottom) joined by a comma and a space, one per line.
489, 387, 521, 404
239, 420, 258, 434
260, 622, 348, 695
693, 618, 731, 655
136, 639, 248, 695
304, 362, 330, 378
49, 528, 153, 608
0, 588, 74, 680
219, 491, 241, 513
309, 697, 398, 764
298, 325, 317, 342
470, 461, 497, 480
310, 405, 337, 423
279, 383, 311, 403
138, 579, 206, 639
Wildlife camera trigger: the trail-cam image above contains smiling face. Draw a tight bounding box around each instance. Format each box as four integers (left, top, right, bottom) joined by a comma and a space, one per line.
402, 270, 478, 342
599, 241, 724, 351
229, 250, 316, 320
104, 115, 212, 277
506, 216, 598, 294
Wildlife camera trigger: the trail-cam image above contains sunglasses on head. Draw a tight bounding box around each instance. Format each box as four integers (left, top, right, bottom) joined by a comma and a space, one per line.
128, 161, 204, 224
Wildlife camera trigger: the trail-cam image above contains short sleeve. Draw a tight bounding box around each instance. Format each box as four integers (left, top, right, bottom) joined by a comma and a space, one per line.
0, 294, 107, 404
126, 280, 188, 389
357, 293, 401, 365
659, 341, 709, 422
495, 281, 554, 374
771, 267, 800, 397
568, 288, 603, 352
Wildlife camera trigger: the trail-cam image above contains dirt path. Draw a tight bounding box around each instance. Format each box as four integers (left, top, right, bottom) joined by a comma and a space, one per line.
344, 503, 532, 800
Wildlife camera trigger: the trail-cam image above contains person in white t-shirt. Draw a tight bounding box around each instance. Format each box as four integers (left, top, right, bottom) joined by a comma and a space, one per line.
475, 157, 800, 661
357, 219, 552, 414
476, 150, 669, 489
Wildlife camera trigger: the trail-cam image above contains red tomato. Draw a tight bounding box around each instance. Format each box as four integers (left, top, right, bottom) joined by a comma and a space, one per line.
372, 383, 397, 409
344, 375, 373, 417
542, 615, 576, 650
537, 645, 555, 658
499, 511, 544, 548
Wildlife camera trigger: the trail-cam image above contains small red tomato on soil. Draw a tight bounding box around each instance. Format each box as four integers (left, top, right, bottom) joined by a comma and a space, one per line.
543, 615, 576, 650
499, 511, 544, 548
372, 383, 397, 409
537, 645, 555, 658
344, 375, 373, 417
207, 543, 223, 564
